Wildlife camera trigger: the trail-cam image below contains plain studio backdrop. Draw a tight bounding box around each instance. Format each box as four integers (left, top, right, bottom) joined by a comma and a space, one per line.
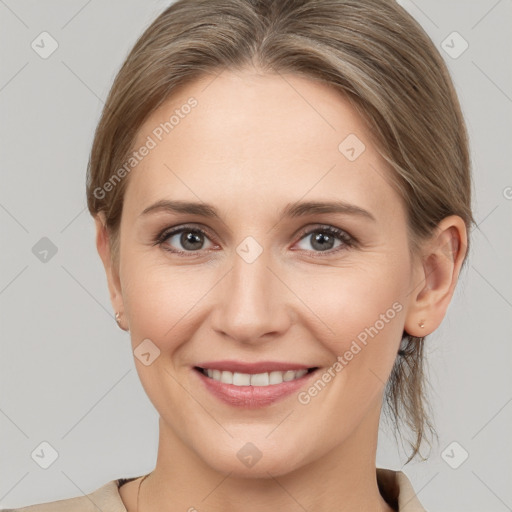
0, 1, 511, 510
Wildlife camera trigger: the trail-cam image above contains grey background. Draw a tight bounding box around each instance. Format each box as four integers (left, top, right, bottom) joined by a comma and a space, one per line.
0, 0, 511, 510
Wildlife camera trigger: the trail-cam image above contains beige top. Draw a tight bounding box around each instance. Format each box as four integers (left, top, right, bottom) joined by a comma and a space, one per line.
1, 468, 426, 511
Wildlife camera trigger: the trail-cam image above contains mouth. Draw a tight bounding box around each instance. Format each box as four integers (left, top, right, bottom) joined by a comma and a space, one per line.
192, 365, 320, 408
194, 366, 318, 386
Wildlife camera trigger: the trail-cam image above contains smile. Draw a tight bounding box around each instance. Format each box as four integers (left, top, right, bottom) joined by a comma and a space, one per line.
193, 366, 320, 408
196, 367, 317, 386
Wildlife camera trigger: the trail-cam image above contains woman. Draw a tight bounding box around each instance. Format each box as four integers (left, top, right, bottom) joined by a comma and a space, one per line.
3, 0, 473, 510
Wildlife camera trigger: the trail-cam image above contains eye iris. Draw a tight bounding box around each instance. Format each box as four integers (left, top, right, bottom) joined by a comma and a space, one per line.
181, 231, 203, 250
311, 232, 335, 251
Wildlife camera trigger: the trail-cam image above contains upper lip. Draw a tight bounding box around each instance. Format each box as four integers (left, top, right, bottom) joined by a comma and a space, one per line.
195, 360, 317, 373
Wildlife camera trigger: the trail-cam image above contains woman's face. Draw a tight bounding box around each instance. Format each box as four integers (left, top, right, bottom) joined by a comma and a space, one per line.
101, 67, 426, 476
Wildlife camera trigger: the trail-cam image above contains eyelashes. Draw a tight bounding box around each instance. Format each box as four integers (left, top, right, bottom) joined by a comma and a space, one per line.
293, 225, 356, 255
153, 223, 358, 258
155, 225, 217, 255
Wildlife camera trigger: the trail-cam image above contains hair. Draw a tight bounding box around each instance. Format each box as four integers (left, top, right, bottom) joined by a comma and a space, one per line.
86, 0, 475, 463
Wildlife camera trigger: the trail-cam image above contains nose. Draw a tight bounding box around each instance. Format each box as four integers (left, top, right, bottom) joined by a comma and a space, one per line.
209, 246, 292, 345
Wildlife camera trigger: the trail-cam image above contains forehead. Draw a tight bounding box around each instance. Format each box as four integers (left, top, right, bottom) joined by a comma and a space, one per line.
125, 68, 400, 220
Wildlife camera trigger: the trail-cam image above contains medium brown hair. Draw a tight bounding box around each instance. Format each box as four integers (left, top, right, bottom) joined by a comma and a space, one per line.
86, 0, 475, 463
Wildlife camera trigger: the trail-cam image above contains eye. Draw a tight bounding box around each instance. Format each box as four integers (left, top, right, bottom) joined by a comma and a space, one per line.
155, 225, 216, 255
154, 223, 356, 257
293, 225, 356, 255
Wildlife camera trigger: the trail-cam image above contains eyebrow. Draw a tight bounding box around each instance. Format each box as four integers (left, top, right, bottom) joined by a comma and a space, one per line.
139, 199, 376, 222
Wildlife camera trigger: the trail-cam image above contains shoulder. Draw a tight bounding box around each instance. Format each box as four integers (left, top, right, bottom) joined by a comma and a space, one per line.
0, 478, 129, 512
377, 467, 428, 512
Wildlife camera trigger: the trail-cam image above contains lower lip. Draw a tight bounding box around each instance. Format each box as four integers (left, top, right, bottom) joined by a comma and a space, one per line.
193, 368, 319, 408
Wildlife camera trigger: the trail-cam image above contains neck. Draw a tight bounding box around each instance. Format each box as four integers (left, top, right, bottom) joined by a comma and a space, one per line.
139, 400, 395, 512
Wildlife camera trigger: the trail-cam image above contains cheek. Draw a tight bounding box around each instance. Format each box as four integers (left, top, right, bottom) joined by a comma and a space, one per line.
298, 262, 406, 337
289, 262, 407, 391
120, 255, 219, 344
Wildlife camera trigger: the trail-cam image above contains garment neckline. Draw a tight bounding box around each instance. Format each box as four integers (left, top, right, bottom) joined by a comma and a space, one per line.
116, 467, 403, 511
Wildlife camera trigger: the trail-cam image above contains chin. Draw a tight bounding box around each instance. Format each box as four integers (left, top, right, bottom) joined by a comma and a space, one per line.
196, 437, 308, 478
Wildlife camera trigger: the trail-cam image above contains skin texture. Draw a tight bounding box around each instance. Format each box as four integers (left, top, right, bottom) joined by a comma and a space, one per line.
95, 66, 467, 511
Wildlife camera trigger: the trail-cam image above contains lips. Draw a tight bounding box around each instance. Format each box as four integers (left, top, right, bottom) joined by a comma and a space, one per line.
192, 360, 320, 408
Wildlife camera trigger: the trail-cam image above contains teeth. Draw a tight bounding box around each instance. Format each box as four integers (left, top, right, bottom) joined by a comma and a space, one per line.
234, 372, 252, 386
220, 371, 232, 384
202, 368, 309, 386
250, 372, 269, 386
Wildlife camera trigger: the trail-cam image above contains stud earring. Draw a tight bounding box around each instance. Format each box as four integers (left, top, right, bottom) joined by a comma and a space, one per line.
418, 320, 425, 328
115, 311, 129, 332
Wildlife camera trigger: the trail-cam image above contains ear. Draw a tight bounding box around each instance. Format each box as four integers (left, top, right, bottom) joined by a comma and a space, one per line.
404, 215, 468, 337
94, 213, 128, 331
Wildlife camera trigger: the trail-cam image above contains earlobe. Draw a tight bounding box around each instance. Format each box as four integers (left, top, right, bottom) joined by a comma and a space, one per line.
404, 215, 468, 337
